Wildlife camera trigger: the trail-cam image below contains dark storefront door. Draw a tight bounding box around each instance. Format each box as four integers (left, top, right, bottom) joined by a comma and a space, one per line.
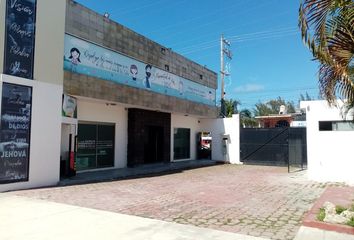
128, 109, 171, 166
145, 126, 164, 164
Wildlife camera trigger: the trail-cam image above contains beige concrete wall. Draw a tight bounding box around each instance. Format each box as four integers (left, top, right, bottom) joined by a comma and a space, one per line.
0, 0, 6, 73
33, 0, 66, 85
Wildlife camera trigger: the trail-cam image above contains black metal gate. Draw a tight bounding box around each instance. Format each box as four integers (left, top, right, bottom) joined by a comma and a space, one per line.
240, 127, 307, 172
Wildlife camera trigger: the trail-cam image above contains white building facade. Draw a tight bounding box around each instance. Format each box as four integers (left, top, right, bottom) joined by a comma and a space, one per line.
301, 100, 354, 185
0, 0, 66, 192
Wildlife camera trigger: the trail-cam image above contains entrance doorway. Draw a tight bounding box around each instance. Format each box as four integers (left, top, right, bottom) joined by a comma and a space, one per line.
127, 108, 171, 166
196, 132, 212, 160
76, 122, 115, 171
144, 126, 164, 164
60, 123, 76, 177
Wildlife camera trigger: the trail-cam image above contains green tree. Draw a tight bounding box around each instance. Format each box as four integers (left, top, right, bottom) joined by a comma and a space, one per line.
300, 92, 313, 101
254, 97, 296, 116
223, 99, 241, 118
299, 0, 354, 105
254, 102, 274, 116
240, 109, 258, 127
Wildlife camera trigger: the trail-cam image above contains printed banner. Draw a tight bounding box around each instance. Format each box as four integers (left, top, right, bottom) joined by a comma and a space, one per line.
3, 0, 37, 79
0, 83, 32, 184
64, 34, 216, 106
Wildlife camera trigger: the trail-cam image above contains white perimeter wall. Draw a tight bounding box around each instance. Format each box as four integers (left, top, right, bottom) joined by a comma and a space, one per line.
301, 100, 354, 185
199, 115, 240, 164
0, 75, 63, 192
77, 100, 128, 169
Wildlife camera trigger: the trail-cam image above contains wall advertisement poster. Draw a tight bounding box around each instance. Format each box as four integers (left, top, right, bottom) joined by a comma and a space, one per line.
3, 0, 37, 79
0, 82, 32, 184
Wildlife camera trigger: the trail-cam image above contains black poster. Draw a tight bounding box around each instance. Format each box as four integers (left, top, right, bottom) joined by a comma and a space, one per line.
3, 0, 37, 79
0, 83, 32, 184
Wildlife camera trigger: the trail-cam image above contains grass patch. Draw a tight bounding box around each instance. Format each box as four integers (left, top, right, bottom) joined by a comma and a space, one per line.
317, 208, 326, 221
335, 205, 347, 214
347, 217, 354, 227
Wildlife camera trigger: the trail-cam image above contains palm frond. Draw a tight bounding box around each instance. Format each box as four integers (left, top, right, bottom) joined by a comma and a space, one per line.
299, 0, 354, 105
299, 0, 353, 58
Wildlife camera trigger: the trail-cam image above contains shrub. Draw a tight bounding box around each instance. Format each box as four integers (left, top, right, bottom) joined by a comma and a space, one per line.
335, 205, 347, 214
317, 208, 326, 221
347, 217, 354, 227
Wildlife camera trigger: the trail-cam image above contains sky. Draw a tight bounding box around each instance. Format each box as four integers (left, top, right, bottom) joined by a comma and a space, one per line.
75, 0, 320, 110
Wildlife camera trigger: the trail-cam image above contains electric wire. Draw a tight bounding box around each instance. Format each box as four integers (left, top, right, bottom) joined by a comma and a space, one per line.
155, 0, 282, 43
179, 30, 299, 55
175, 26, 298, 53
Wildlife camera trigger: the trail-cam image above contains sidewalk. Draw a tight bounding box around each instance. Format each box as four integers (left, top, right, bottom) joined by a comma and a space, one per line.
0, 195, 268, 240
294, 226, 354, 240
59, 159, 220, 186
12, 165, 328, 240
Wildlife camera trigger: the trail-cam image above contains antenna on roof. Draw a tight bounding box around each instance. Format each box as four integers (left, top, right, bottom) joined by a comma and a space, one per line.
103, 12, 110, 19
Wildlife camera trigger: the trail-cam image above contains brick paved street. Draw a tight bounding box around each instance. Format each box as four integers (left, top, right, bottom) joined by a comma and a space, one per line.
12, 165, 328, 240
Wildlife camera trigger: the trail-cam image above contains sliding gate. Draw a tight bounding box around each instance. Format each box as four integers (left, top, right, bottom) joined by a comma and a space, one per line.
240, 127, 307, 172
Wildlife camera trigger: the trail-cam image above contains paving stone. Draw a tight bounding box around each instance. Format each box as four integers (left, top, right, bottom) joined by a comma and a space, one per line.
11, 165, 327, 240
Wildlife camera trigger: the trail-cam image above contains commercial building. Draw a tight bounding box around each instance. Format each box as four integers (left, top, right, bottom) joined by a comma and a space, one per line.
63, 0, 218, 171
0, 0, 240, 192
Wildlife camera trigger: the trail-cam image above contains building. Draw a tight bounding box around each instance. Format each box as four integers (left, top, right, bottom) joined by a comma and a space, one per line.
63, 0, 218, 171
0, 0, 65, 191
301, 100, 354, 185
255, 112, 306, 128
0, 0, 241, 192
255, 114, 294, 128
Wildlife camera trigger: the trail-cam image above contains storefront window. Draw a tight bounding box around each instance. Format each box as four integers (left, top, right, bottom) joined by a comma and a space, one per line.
173, 128, 190, 160
76, 123, 115, 170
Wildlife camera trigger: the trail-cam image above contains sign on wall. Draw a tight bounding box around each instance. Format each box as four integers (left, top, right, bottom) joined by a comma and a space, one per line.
64, 34, 216, 106
3, 0, 37, 79
62, 94, 77, 118
0, 83, 32, 184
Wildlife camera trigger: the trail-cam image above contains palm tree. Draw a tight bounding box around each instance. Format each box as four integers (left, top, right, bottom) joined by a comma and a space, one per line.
299, 0, 354, 105
222, 99, 240, 118
239, 109, 258, 128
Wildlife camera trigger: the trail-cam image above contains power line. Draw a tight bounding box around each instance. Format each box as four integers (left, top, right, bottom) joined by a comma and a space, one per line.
147, 0, 249, 35
234, 89, 319, 100
179, 30, 298, 55
103, 0, 167, 17
235, 86, 318, 95
154, 0, 282, 43
176, 27, 297, 53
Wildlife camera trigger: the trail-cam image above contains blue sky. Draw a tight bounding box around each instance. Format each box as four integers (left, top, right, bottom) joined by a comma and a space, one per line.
75, 0, 319, 110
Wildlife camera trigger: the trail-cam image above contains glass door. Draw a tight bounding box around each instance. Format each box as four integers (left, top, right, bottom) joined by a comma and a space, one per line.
76, 123, 115, 171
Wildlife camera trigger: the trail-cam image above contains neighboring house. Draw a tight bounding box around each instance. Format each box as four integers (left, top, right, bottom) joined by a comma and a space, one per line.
255, 112, 306, 128
255, 114, 294, 128
301, 100, 354, 185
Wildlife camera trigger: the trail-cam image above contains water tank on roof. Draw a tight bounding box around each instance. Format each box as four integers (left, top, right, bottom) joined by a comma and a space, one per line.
279, 105, 287, 114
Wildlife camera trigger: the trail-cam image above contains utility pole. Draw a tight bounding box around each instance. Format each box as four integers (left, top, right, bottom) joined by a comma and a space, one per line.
221, 34, 225, 101
220, 34, 232, 117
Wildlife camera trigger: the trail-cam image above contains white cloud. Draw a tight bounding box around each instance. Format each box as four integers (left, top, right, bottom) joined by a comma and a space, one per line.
234, 84, 265, 93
